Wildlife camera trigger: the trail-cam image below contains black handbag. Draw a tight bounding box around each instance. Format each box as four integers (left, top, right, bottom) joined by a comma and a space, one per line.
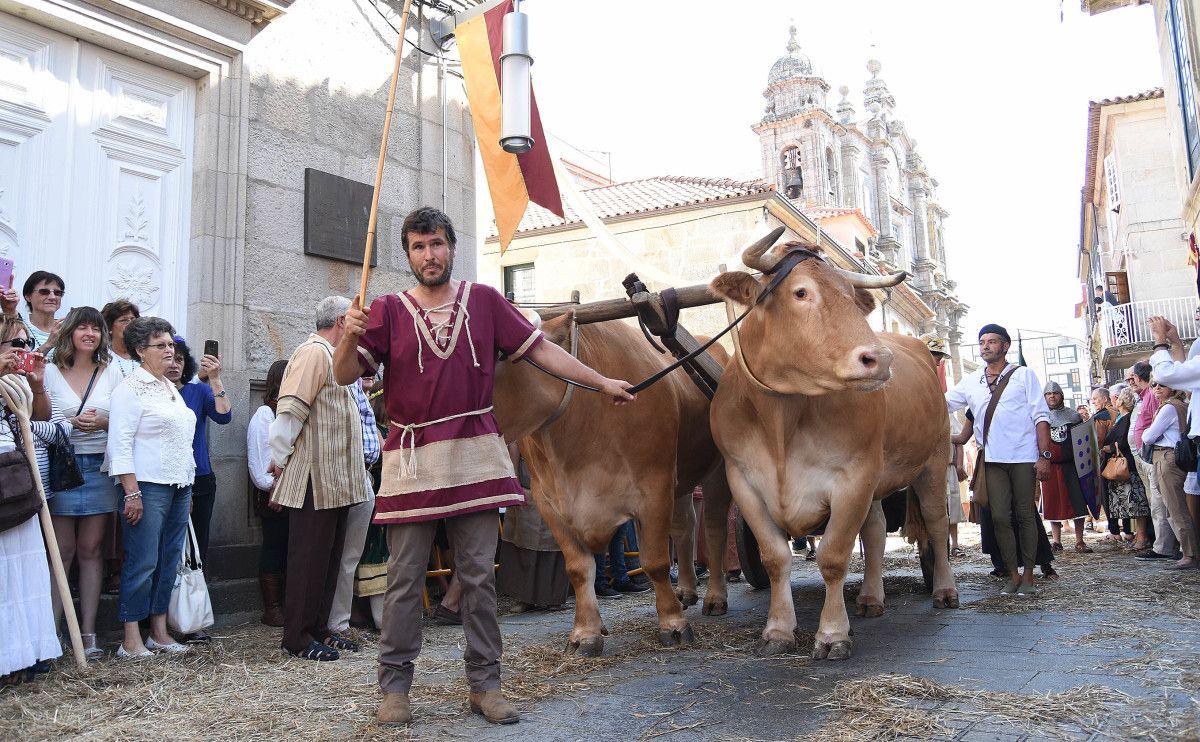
1175, 407, 1198, 473
48, 367, 99, 492
0, 413, 42, 533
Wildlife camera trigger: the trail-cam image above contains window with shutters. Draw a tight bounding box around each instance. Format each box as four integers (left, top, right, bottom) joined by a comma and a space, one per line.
1104, 152, 1121, 211
1168, 0, 1200, 178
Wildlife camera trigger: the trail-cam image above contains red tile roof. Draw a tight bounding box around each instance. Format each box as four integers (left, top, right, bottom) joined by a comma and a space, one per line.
802, 206, 878, 237
485, 175, 774, 240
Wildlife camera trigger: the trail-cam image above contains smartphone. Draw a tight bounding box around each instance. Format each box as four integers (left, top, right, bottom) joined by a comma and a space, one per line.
204, 340, 219, 358
12, 350, 39, 373
0, 258, 13, 293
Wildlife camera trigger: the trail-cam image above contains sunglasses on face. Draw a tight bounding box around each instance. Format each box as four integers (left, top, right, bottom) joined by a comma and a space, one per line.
1151, 383, 1162, 389
4, 338, 30, 349
34, 288, 64, 297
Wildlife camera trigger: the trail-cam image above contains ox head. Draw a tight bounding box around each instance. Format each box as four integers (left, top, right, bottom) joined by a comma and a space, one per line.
710, 228, 906, 395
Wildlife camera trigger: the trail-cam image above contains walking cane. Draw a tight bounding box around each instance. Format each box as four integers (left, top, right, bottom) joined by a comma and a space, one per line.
357, 0, 414, 306
0, 377, 86, 669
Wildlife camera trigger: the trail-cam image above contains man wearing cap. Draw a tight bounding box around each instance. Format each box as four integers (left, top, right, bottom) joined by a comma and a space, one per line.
1040, 381, 1092, 552
925, 335, 965, 556
946, 324, 1052, 596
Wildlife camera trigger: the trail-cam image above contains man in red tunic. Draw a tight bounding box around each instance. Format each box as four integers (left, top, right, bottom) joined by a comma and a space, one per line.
333, 207, 634, 726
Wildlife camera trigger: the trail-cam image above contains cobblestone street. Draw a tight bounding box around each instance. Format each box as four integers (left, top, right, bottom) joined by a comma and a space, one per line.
4, 528, 1198, 741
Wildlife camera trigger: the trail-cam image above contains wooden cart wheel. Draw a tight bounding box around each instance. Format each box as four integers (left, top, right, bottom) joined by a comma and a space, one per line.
735, 512, 771, 590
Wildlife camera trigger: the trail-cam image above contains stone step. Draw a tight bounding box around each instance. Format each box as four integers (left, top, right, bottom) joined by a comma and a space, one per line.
87, 574, 264, 636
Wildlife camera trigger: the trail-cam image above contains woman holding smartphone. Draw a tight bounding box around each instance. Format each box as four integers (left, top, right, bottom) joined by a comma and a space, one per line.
42, 307, 123, 659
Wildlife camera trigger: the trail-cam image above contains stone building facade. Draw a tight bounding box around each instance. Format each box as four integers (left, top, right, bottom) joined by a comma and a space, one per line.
0, 0, 475, 574
1078, 89, 1195, 381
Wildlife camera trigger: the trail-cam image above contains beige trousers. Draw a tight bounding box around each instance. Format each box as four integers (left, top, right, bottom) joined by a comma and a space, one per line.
1153, 448, 1198, 559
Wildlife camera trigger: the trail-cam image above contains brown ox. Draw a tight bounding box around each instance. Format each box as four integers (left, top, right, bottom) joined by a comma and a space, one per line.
493, 313, 732, 655
708, 233, 957, 660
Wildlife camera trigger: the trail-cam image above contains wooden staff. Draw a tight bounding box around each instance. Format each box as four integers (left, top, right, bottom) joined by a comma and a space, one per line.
359, 0, 414, 305
0, 380, 86, 669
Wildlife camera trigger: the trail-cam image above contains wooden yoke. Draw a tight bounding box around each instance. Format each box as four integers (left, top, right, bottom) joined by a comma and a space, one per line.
533, 282, 720, 325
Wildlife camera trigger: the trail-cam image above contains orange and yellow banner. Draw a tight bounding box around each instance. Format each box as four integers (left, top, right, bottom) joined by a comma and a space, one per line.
457, 0, 563, 252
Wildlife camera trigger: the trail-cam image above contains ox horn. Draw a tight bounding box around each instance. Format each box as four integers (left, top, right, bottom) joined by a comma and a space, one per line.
835, 267, 909, 288
740, 226, 787, 271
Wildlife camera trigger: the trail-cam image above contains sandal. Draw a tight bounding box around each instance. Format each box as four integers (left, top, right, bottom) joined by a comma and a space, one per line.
1051, 542, 1064, 553
285, 640, 339, 662
323, 632, 360, 652
81, 633, 104, 661
1074, 542, 1094, 554
1041, 567, 1060, 581
950, 546, 966, 558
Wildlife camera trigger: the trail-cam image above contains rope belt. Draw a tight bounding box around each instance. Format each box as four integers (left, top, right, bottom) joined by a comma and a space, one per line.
389, 406, 493, 478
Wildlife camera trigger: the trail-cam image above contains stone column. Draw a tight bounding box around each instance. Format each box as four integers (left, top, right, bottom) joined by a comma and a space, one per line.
909, 178, 938, 291
871, 151, 900, 268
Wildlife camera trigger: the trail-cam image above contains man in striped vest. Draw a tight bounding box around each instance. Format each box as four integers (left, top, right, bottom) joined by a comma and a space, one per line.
268, 296, 369, 661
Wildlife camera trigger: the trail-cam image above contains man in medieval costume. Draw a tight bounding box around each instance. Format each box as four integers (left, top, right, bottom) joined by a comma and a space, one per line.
1040, 381, 1093, 553
333, 207, 634, 727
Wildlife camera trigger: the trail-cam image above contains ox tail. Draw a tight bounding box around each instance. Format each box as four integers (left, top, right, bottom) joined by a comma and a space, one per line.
903, 486, 930, 546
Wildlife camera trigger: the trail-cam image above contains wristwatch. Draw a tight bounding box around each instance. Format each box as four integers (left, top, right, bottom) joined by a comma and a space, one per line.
1040, 450, 1052, 460
215, 390, 227, 399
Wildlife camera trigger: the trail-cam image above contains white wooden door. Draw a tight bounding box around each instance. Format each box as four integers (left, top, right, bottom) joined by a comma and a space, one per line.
0, 12, 194, 330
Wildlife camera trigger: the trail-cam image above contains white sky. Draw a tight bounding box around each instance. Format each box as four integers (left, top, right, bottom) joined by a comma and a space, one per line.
475, 1, 1165, 340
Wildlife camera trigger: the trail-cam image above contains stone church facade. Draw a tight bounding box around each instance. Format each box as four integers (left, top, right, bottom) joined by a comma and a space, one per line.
755, 26, 967, 369
480, 25, 968, 379
0, 0, 475, 575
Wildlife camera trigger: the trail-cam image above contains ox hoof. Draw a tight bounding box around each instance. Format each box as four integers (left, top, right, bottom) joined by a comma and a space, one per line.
855, 602, 885, 618
657, 625, 696, 648
675, 590, 699, 608
933, 591, 960, 609
813, 639, 853, 661
754, 637, 798, 657
702, 598, 728, 616
565, 636, 604, 657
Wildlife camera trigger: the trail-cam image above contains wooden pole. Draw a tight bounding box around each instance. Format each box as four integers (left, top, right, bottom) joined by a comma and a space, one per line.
359, 0, 414, 304
535, 282, 722, 325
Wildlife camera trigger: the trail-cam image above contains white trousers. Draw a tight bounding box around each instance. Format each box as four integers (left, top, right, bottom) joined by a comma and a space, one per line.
328, 471, 376, 634
1135, 455, 1177, 555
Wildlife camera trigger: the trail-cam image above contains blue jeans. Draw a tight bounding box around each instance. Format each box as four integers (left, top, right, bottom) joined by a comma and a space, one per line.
595, 520, 635, 589
119, 482, 192, 623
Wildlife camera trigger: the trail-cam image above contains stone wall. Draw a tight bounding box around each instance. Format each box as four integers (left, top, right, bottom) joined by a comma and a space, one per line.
205, 0, 475, 569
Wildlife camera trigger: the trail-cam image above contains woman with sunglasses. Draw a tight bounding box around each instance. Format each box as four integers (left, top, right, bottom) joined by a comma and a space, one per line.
108, 317, 197, 658
1143, 379, 1196, 569
41, 307, 124, 659
20, 271, 65, 354
0, 315, 62, 686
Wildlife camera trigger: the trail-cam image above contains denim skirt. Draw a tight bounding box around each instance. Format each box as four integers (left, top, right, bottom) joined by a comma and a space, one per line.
48, 453, 119, 516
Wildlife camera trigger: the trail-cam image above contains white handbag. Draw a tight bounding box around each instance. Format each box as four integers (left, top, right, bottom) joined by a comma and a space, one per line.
168, 518, 214, 634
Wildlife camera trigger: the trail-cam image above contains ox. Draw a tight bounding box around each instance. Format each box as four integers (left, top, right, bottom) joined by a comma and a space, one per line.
493, 312, 732, 655
708, 233, 957, 660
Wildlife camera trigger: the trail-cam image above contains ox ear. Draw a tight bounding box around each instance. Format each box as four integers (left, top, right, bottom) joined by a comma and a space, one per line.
541, 310, 574, 347
710, 271, 761, 307
854, 288, 876, 315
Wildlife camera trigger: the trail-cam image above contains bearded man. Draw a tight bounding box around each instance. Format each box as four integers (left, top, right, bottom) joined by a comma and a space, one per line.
1040, 381, 1092, 553
332, 207, 635, 726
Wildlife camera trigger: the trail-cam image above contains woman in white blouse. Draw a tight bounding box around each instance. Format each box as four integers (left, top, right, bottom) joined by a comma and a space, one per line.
107, 317, 197, 658
41, 307, 123, 659
247, 359, 289, 627
1144, 379, 1196, 570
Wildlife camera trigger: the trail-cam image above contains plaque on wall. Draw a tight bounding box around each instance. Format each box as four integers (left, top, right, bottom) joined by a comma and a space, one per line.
303, 168, 377, 266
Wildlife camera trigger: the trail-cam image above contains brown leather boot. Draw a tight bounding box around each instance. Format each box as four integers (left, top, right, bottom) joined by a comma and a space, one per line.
259, 573, 284, 627
468, 688, 519, 724
376, 692, 412, 725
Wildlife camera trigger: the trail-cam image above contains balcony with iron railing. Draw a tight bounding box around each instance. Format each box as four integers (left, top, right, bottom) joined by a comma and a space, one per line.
1096, 296, 1200, 369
